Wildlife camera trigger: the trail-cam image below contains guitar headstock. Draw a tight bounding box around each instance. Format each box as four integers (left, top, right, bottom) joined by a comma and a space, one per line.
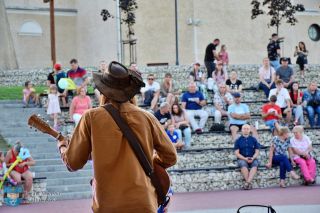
28, 114, 65, 141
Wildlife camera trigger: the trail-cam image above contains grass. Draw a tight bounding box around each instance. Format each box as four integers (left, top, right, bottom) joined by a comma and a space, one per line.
0, 134, 10, 153
0, 86, 94, 100
0, 86, 47, 100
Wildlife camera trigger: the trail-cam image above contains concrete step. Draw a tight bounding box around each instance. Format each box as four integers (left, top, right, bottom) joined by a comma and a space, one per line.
52, 191, 92, 201
47, 183, 91, 193
32, 163, 92, 173
35, 169, 93, 179
34, 158, 62, 166
32, 152, 61, 159
46, 176, 92, 186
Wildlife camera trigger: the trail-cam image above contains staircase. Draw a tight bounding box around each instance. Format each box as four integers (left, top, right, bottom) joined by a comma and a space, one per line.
0, 100, 93, 201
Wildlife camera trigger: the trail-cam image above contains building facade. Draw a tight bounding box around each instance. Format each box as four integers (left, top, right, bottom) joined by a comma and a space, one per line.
1, 0, 319, 69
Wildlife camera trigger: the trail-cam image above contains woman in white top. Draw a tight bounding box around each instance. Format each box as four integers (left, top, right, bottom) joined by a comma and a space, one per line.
290, 126, 316, 185
258, 57, 276, 98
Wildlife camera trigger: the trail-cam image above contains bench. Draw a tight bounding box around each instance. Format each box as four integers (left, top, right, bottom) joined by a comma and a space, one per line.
146, 62, 169, 67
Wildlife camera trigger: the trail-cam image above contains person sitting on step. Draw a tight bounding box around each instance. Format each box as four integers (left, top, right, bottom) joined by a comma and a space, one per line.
234, 124, 260, 190
166, 124, 184, 150
228, 92, 258, 141
140, 73, 160, 112
266, 127, 300, 188
181, 82, 208, 134
261, 95, 282, 135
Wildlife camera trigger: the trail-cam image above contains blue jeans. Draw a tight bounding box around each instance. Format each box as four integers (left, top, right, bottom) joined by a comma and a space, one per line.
204, 61, 215, 78
305, 105, 320, 127
175, 127, 192, 148
270, 60, 280, 70
259, 82, 275, 98
272, 154, 292, 180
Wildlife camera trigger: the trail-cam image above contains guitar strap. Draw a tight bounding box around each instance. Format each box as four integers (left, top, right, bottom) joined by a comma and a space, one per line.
103, 104, 167, 205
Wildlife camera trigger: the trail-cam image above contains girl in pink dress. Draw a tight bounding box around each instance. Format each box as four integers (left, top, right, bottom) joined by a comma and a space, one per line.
212, 61, 227, 86
47, 85, 61, 130
218, 45, 229, 75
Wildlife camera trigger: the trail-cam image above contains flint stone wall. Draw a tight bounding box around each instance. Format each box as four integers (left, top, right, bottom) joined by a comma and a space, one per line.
1, 64, 319, 88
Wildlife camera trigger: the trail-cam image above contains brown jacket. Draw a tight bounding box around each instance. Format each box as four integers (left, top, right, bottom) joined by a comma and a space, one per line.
61, 102, 177, 212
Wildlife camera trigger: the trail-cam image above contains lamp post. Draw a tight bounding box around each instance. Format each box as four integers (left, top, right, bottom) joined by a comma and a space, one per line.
175, 0, 179, 65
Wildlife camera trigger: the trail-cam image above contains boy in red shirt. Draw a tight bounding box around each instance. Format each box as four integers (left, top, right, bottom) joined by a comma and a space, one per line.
261, 95, 282, 135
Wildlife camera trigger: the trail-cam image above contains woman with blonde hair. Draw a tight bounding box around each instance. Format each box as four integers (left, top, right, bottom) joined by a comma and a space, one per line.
266, 127, 300, 188
69, 87, 92, 126
290, 126, 317, 185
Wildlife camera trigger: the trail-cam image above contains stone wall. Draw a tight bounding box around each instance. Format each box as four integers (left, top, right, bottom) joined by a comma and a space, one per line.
1, 64, 319, 88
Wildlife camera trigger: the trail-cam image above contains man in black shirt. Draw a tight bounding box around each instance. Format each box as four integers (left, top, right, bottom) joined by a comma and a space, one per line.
154, 102, 171, 129
267, 33, 281, 70
204, 38, 220, 78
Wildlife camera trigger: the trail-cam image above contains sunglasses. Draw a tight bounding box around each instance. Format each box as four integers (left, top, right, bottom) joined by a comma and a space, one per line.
148, 78, 154, 80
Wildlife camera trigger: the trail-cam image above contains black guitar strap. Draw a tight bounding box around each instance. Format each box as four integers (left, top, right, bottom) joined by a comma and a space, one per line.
103, 104, 166, 204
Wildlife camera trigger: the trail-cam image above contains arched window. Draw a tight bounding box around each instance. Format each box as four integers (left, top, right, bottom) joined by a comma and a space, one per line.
18, 21, 43, 36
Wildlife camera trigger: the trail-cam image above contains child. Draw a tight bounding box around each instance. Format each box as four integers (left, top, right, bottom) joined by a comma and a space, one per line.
23, 81, 40, 108
54, 63, 68, 107
47, 85, 61, 130
218, 44, 229, 75
0, 151, 17, 186
166, 124, 184, 150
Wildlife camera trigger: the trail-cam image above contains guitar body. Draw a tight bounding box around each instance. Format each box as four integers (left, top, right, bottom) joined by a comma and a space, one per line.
153, 161, 170, 206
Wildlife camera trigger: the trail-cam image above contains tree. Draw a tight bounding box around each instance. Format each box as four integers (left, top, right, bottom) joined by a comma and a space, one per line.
251, 0, 305, 34
101, 0, 138, 38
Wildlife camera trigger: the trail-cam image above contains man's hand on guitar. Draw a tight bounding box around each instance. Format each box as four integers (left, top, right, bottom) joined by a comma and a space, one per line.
57, 138, 69, 154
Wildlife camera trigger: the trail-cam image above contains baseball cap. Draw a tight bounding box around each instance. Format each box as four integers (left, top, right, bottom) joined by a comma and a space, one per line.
232, 92, 241, 98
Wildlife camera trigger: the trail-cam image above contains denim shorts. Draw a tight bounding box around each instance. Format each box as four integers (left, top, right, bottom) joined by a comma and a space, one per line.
265, 119, 278, 132
237, 159, 259, 169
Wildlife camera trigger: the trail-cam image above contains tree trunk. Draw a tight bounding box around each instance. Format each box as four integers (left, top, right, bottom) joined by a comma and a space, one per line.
0, 1, 18, 70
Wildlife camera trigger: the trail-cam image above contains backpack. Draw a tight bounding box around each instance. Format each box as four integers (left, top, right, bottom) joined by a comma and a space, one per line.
209, 123, 225, 132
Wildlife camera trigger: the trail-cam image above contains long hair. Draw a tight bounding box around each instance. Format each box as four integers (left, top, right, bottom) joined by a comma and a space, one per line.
171, 103, 183, 116
298, 41, 307, 52
99, 94, 137, 106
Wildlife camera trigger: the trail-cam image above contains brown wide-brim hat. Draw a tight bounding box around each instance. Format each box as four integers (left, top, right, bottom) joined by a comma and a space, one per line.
93, 61, 145, 103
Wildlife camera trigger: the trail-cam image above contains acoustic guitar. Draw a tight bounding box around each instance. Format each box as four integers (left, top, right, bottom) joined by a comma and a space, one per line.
27, 114, 171, 207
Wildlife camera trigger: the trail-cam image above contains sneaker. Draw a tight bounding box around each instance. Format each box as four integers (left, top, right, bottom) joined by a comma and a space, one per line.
247, 182, 253, 190
243, 182, 249, 190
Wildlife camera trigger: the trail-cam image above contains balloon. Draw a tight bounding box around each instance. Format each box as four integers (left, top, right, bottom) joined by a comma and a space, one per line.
65, 78, 77, 90
58, 78, 68, 89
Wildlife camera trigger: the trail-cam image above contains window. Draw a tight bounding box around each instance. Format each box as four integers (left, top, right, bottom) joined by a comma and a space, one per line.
18, 21, 43, 36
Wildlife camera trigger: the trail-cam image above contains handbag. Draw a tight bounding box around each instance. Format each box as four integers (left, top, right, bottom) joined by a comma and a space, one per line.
210, 123, 225, 132
103, 104, 170, 206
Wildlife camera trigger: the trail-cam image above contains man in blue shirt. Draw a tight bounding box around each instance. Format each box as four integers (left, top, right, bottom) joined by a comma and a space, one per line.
302, 81, 320, 127
234, 124, 260, 190
181, 82, 208, 134
228, 92, 258, 141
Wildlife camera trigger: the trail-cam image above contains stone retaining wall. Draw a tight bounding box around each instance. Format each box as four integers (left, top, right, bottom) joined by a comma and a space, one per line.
1, 64, 319, 88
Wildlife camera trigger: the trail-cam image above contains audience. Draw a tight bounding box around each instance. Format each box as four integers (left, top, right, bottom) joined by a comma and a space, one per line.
228, 92, 257, 141
5, 141, 35, 203
171, 103, 192, 148
276, 57, 294, 89
204, 38, 220, 78
93, 60, 108, 102
258, 57, 276, 98
54, 63, 67, 107
302, 81, 320, 127
218, 44, 229, 75
69, 87, 92, 126
154, 102, 172, 129
213, 83, 233, 123
160, 73, 178, 108
140, 73, 160, 112
294, 41, 308, 79
181, 82, 208, 134
226, 70, 242, 94
166, 124, 184, 150
261, 95, 282, 135
47, 85, 61, 130
189, 63, 207, 98
289, 82, 304, 126
267, 33, 281, 70
290, 126, 317, 185
212, 61, 227, 86
67, 58, 89, 89
22, 81, 40, 108
269, 79, 292, 125
234, 124, 260, 190
266, 127, 300, 188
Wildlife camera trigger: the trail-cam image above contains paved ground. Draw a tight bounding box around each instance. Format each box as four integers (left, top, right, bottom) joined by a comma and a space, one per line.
1, 185, 320, 212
